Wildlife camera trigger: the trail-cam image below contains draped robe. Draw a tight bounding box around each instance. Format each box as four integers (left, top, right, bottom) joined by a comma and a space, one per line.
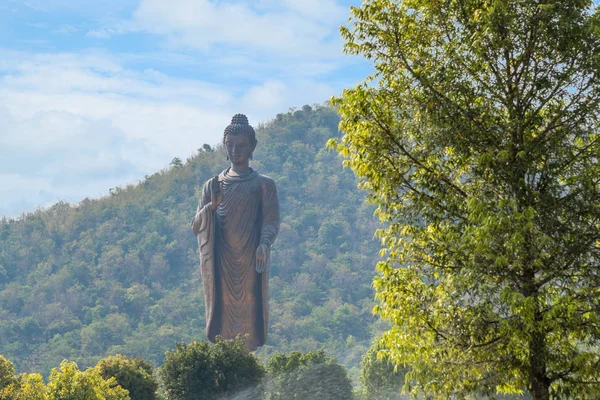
192, 168, 279, 350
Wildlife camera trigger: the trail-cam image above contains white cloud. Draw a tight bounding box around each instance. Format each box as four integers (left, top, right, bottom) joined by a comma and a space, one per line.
279, 0, 347, 23
0, 109, 146, 217
87, 28, 122, 39
0, 0, 370, 217
0, 51, 236, 217
241, 81, 286, 112
102, 0, 346, 58
239, 79, 338, 118
0, 48, 352, 217
10, 0, 139, 17
56, 25, 80, 34
0, 50, 232, 135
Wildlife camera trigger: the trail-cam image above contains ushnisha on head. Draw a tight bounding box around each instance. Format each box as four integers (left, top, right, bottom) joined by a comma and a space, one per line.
223, 114, 257, 167
223, 114, 257, 146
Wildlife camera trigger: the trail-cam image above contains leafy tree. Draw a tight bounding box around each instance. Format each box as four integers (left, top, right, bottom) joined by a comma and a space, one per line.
46, 360, 130, 400
265, 350, 353, 400
0, 356, 15, 391
359, 344, 406, 400
169, 158, 183, 169
0, 373, 48, 400
159, 338, 265, 400
96, 354, 158, 400
332, 0, 600, 399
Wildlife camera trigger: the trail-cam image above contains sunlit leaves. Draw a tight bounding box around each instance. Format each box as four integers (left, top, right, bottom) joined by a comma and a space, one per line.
334, 0, 600, 398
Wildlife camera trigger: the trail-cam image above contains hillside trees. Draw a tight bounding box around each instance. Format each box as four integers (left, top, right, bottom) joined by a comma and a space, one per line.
333, 0, 600, 399
0, 105, 379, 379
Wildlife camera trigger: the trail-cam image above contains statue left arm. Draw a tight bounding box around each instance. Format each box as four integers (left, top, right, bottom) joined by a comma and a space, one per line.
191, 179, 212, 236
256, 177, 280, 273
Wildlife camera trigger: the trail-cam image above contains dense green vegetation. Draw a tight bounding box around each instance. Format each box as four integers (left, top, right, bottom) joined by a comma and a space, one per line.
97, 354, 158, 400
0, 343, 358, 400
159, 339, 265, 400
0, 105, 382, 382
334, 0, 600, 398
1, 356, 130, 400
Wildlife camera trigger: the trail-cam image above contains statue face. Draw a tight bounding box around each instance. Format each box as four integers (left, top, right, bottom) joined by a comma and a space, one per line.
225, 134, 255, 166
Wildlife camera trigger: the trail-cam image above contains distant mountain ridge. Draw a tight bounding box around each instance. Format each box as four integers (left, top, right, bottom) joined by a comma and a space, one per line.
0, 105, 382, 381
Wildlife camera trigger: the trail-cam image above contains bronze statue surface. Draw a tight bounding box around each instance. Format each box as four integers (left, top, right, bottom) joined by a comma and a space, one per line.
191, 114, 279, 350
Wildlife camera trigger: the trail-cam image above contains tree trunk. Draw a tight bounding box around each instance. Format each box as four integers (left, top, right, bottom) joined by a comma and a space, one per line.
531, 377, 550, 400
529, 313, 550, 400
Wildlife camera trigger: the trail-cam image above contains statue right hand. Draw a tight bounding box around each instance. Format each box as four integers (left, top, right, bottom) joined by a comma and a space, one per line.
210, 178, 223, 211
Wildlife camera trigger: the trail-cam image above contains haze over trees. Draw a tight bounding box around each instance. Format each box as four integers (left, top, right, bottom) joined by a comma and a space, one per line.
265, 350, 353, 400
333, 0, 600, 399
359, 344, 406, 400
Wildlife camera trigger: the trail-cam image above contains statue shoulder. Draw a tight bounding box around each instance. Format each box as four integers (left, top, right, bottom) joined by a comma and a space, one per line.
258, 174, 277, 190
203, 172, 227, 187
201, 178, 212, 193
201, 174, 222, 195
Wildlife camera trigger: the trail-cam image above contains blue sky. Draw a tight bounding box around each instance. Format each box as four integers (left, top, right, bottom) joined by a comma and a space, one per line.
0, 0, 370, 217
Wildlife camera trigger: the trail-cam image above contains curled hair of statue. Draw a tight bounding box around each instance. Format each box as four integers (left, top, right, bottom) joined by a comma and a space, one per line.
222, 113, 257, 145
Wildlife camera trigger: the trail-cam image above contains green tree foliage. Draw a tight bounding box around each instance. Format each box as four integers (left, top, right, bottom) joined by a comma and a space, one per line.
265, 350, 353, 400
359, 344, 406, 400
0, 105, 379, 380
169, 158, 183, 169
159, 338, 264, 400
0, 372, 47, 400
333, 0, 600, 399
47, 360, 130, 400
96, 355, 157, 400
0, 356, 15, 391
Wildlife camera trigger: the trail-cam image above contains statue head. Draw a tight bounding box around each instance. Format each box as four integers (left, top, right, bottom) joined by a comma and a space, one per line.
223, 114, 257, 165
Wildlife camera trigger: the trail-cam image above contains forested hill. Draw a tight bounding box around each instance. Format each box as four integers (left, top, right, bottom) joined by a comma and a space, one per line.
0, 105, 382, 380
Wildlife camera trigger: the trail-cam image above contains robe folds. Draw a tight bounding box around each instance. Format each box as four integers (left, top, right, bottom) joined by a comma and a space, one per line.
192, 168, 279, 350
